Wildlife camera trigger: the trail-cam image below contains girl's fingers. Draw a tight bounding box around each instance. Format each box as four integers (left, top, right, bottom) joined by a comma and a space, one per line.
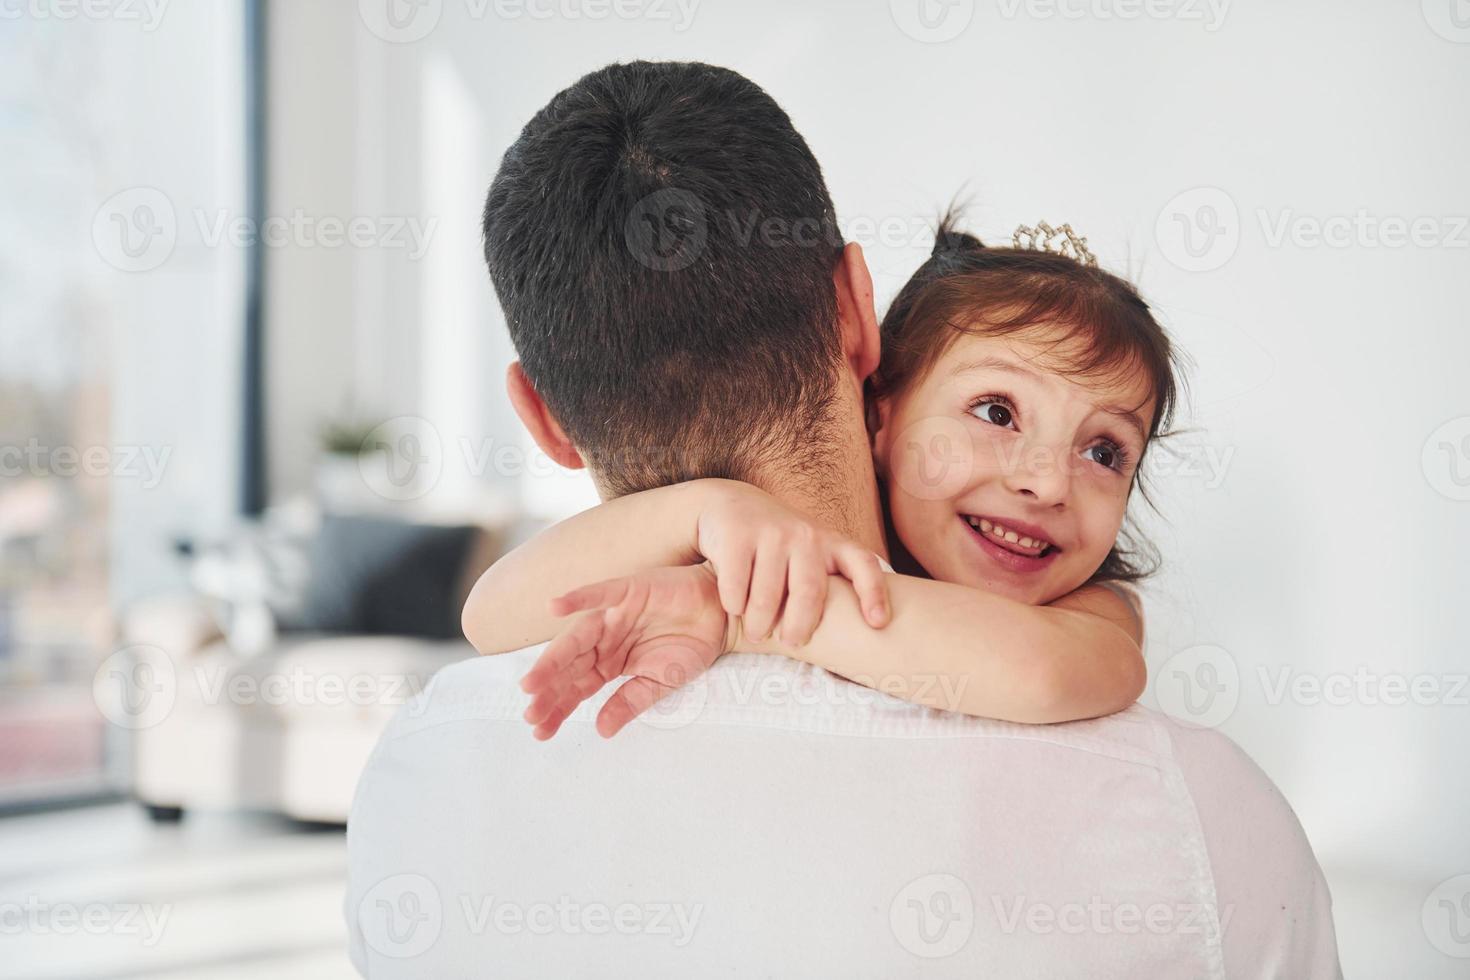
520, 611, 604, 692
777, 544, 827, 648
595, 676, 669, 738
520, 608, 620, 735
548, 577, 631, 618
525, 659, 602, 737
522, 684, 576, 732
833, 547, 890, 628
531, 706, 573, 740
711, 545, 756, 620
534, 683, 588, 738
525, 677, 572, 734
523, 668, 581, 726
741, 543, 789, 643
528, 703, 565, 739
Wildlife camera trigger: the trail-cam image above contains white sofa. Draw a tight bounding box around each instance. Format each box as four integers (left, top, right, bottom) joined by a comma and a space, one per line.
122, 601, 473, 823
117, 513, 506, 824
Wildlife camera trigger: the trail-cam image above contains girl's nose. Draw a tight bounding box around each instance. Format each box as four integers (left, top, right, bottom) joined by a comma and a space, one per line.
1000, 442, 1071, 506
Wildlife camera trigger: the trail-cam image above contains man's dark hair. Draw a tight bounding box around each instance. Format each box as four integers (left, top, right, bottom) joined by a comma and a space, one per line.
483, 61, 845, 498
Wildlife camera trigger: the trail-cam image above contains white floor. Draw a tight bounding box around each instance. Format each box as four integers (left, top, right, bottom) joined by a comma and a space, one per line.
0, 803, 1461, 978
0, 803, 357, 980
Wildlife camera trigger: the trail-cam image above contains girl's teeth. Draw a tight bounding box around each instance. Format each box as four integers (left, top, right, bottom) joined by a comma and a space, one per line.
965, 516, 1051, 554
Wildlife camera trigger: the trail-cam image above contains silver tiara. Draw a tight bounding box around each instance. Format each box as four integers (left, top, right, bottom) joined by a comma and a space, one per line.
1012, 221, 1097, 267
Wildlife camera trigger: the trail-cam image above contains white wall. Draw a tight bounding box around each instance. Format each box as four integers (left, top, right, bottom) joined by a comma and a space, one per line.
267, 1, 1469, 968
266, 2, 525, 523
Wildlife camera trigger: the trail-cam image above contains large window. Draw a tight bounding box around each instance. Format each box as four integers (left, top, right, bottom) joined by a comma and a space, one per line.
0, 6, 248, 806
1, 20, 118, 804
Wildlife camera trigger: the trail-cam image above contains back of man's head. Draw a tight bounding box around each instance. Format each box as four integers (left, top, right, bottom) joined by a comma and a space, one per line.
483, 61, 845, 498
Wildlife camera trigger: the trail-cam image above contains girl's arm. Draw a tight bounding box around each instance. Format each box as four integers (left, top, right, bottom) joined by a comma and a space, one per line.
462, 478, 889, 654
523, 565, 1145, 738
738, 574, 1146, 724
462, 479, 713, 654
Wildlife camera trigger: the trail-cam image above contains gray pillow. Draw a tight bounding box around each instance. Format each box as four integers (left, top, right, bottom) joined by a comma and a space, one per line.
296, 514, 478, 640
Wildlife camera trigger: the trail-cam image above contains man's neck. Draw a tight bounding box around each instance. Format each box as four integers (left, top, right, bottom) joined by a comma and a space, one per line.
750, 397, 888, 561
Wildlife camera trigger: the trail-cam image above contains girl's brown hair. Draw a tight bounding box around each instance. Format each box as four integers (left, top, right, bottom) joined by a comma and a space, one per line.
868, 212, 1188, 585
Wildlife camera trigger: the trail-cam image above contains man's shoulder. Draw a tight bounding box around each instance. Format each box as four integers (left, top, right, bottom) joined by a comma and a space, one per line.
391, 647, 1318, 860
380, 645, 545, 740
384, 645, 1249, 777
350, 651, 1339, 978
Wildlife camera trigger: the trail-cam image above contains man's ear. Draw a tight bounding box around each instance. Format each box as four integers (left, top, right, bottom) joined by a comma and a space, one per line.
505, 361, 585, 470
868, 393, 894, 470
833, 241, 880, 383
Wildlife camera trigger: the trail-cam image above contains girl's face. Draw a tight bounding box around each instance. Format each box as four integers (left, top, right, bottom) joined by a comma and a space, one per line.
872, 328, 1156, 605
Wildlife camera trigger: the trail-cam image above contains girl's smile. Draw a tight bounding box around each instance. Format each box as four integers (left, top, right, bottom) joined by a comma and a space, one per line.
873, 329, 1156, 605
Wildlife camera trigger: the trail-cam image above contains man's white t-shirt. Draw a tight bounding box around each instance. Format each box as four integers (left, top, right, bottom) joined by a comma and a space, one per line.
344, 636, 1340, 977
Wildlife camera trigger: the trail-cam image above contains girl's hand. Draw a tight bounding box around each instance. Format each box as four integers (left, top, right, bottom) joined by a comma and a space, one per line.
694, 482, 890, 647
520, 563, 731, 740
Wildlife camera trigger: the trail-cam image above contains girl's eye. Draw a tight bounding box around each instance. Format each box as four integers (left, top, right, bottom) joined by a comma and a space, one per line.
969, 396, 1016, 429
1085, 440, 1131, 473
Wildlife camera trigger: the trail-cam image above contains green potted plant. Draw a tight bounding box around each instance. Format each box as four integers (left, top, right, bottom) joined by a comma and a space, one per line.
315, 418, 388, 512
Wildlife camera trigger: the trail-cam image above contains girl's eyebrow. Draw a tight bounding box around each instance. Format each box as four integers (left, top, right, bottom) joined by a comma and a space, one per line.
948, 354, 1040, 381
1098, 404, 1148, 444
951, 355, 1148, 442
